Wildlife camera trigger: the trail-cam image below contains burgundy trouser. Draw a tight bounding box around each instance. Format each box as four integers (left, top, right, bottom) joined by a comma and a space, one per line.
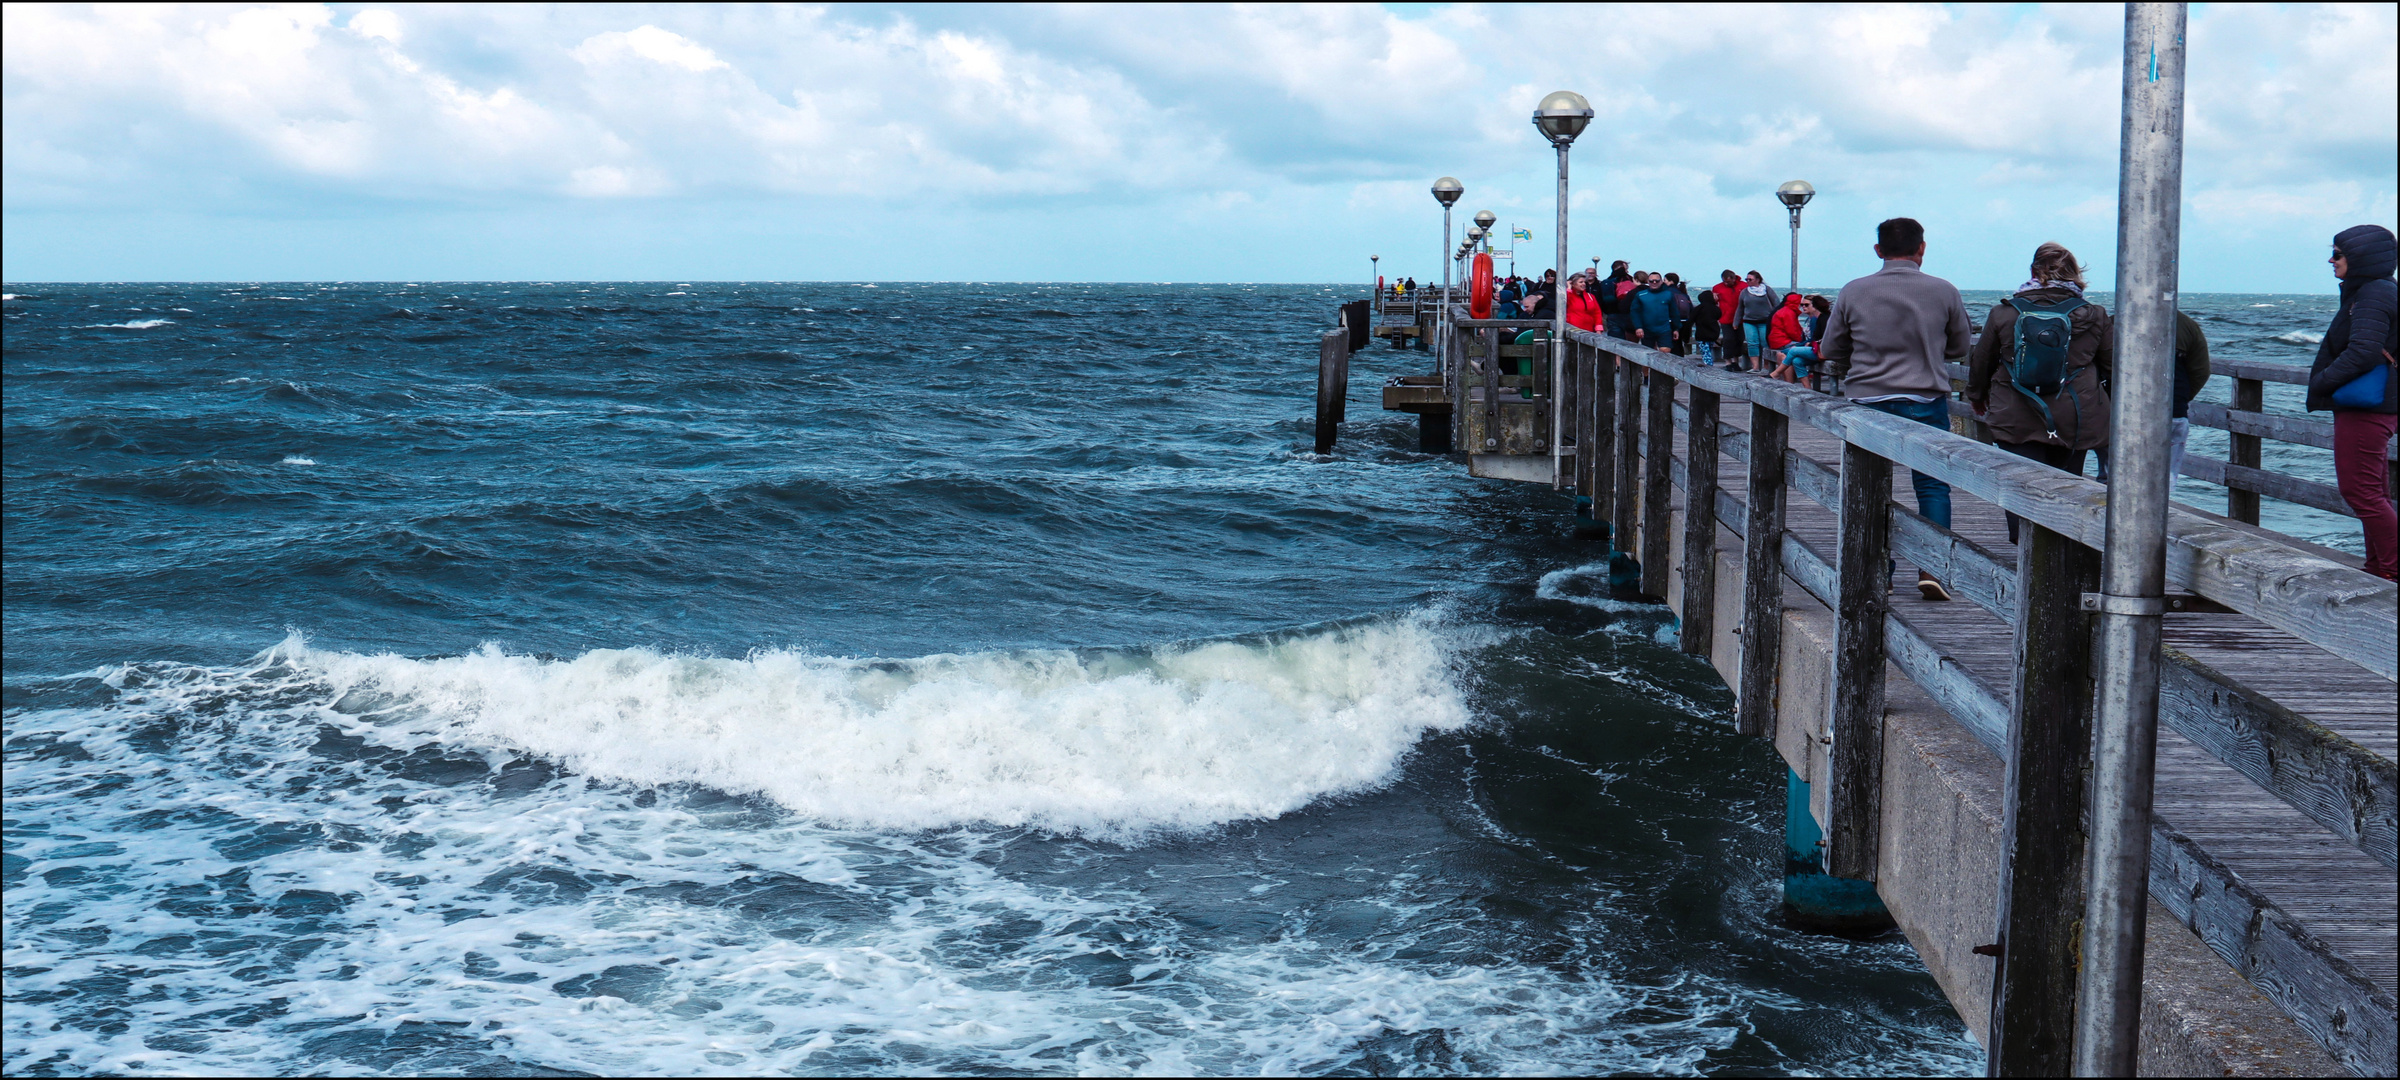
2335, 410, 2399, 579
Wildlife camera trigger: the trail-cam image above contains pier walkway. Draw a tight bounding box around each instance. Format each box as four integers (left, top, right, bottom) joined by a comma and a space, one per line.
1321, 307, 2398, 1076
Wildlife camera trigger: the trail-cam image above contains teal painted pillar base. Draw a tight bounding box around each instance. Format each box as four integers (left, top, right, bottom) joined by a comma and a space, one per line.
1783, 766, 1896, 934
1571, 496, 1610, 544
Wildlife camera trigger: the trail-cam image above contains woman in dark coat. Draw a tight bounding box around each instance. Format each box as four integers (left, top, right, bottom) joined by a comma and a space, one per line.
2309, 224, 2399, 580
1968, 242, 2114, 543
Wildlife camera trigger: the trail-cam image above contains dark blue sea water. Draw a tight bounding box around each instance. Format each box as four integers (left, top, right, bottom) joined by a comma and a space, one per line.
1, 282, 2342, 1076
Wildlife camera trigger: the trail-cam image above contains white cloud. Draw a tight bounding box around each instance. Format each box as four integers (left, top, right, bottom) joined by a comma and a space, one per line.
0, 3, 2390, 287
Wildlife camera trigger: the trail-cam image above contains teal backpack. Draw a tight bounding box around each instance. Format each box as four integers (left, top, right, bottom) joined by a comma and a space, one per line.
2005, 295, 2087, 437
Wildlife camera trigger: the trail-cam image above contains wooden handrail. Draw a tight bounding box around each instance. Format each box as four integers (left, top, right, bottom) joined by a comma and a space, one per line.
1571, 326, 2398, 681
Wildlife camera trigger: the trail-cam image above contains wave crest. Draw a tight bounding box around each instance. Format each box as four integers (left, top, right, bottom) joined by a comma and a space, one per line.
271, 615, 1473, 841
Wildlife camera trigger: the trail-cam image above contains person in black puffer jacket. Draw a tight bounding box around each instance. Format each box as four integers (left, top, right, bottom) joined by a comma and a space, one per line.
2309, 223, 2399, 579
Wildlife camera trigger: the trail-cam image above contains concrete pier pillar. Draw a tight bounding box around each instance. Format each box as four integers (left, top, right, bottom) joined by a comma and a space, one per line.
1783, 765, 1895, 933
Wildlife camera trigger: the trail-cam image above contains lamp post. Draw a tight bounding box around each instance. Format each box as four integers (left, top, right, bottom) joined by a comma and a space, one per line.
1473, 211, 1496, 255
1778, 180, 1815, 296
1433, 177, 1464, 361
1535, 90, 1594, 488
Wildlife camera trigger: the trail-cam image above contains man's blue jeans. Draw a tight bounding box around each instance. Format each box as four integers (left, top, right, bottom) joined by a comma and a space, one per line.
1858, 397, 1953, 530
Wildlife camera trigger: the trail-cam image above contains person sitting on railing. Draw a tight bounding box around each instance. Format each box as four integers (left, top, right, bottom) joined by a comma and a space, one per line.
1767, 291, 1813, 383
1967, 242, 2115, 547
1818, 216, 1974, 601
1495, 280, 1524, 321
1804, 295, 1836, 392
2309, 223, 2399, 582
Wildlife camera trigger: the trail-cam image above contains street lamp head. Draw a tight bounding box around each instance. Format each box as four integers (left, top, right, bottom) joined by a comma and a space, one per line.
1473, 210, 1497, 230
1532, 90, 1594, 147
1777, 180, 1816, 208
1432, 176, 1464, 207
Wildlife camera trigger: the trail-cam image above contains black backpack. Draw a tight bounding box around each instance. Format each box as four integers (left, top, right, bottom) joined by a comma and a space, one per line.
2006, 295, 2088, 437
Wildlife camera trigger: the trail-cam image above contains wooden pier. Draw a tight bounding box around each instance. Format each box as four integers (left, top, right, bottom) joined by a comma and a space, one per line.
1318, 309, 2398, 1076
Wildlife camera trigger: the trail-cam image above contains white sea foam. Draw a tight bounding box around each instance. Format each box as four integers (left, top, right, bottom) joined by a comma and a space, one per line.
281, 617, 1471, 841
2, 616, 1975, 1076
281, 455, 318, 466
78, 318, 173, 329
1535, 562, 1659, 616
2, 293, 19, 300
2275, 330, 2324, 345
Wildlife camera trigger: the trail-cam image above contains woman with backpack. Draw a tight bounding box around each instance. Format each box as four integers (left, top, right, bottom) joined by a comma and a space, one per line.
2310, 224, 2399, 580
1967, 242, 2114, 543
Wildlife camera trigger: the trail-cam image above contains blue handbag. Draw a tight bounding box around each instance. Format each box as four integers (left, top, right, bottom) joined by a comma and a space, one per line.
2331, 353, 2392, 408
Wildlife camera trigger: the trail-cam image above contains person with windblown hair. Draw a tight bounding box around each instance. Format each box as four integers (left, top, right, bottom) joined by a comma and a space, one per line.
2308, 224, 2399, 581
1968, 242, 2114, 545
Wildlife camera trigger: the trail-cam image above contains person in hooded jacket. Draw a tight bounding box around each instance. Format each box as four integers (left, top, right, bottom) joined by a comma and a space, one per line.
2309, 224, 2400, 580
1665, 273, 1695, 355
1628, 273, 1678, 352
1710, 271, 1745, 369
1968, 242, 2114, 544
1599, 261, 1635, 339
1766, 292, 1812, 382
1691, 287, 1723, 364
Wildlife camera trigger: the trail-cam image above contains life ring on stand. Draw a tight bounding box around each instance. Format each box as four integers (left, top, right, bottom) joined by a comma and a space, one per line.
1469, 254, 1494, 319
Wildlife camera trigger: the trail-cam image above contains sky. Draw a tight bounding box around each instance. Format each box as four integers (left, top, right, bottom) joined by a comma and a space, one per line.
2, 2, 2393, 291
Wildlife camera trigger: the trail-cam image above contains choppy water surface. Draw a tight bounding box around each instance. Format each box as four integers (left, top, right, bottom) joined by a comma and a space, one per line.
6, 281, 2333, 1076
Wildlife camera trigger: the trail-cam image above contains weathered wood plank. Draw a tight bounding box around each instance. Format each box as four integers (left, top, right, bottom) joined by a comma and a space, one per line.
1643, 368, 1674, 597
1988, 522, 2101, 1076
1779, 528, 2010, 753
1827, 442, 1894, 880
2230, 376, 2264, 525
1736, 407, 1789, 739
2149, 820, 2398, 1076
2180, 454, 2355, 517
1890, 504, 2018, 621
1614, 354, 1641, 556
1682, 388, 1721, 657
2158, 648, 2399, 869
1589, 343, 1615, 522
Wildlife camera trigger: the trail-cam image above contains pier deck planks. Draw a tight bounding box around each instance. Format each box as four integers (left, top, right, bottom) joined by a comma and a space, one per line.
1669, 387, 2397, 1004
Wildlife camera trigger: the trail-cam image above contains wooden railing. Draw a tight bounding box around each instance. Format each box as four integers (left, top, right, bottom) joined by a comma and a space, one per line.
1941, 359, 2399, 524
1537, 322, 2397, 1075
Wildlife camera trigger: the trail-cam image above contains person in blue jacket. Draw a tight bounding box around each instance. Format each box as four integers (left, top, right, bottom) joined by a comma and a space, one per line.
1627, 272, 1678, 351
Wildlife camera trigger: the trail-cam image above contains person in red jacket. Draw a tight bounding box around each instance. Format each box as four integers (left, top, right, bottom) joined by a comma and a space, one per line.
1565, 272, 1603, 333
1767, 292, 1811, 382
1710, 270, 1745, 370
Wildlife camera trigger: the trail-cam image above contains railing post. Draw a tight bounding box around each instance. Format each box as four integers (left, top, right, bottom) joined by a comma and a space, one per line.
1826, 442, 1893, 880
1736, 407, 1789, 738
1483, 327, 1503, 449
2228, 375, 2262, 524
1641, 368, 1674, 597
1681, 387, 1721, 657
1589, 344, 1616, 529
1613, 352, 1641, 557
1989, 524, 2102, 1076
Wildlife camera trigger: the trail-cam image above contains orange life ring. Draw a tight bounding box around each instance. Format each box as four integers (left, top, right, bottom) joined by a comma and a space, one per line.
1470, 253, 1494, 319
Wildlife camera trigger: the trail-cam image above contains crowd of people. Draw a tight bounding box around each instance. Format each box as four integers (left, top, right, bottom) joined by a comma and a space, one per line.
1404, 216, 2399, 586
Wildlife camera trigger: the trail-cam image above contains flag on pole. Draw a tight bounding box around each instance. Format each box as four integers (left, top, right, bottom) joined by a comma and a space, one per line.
1511, 228, 1532, 242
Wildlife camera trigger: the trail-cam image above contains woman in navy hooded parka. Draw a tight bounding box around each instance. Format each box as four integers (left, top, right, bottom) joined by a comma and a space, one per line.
2311, 224, 2400, 580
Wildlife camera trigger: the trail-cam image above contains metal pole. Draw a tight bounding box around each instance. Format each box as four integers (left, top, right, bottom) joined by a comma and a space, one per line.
2073, 4, 2184, 1075
1788, 206, 1803, 296
1552, 142, 1570, 488
1441, 205, 1453, 367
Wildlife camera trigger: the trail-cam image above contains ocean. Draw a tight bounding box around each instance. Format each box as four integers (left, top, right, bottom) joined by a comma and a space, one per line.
1, 282, 2344, 1076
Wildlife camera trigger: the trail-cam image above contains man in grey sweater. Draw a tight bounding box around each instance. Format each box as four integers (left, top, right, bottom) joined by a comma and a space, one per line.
1817, 217, 1973, 600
